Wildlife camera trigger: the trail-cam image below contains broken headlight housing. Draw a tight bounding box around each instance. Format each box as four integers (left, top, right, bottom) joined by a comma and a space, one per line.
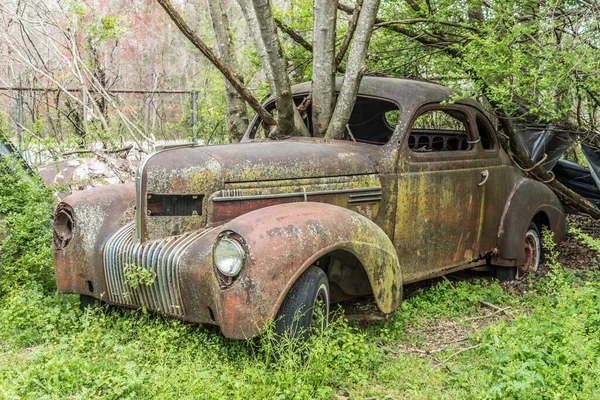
53, 203, 74, 250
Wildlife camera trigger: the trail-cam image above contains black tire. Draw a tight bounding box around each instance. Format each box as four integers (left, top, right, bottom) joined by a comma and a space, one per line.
274, 266, 330, 344
79, 294, 101, 311
496, 222, 541, 281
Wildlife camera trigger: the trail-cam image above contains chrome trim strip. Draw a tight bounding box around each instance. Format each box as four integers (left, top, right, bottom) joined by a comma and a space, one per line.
349, 191, 382, 198
212, 186, 382, 202
349, 197, 382, 203
135, 151, 158, 242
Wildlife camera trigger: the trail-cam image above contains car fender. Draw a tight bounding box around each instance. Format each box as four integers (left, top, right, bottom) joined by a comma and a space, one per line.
496, 178, 566, 265
216, 202, 402, 339
53, 183, 136, 296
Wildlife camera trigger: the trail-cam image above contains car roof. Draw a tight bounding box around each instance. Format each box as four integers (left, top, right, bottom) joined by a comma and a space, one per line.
291, 76, 486, 114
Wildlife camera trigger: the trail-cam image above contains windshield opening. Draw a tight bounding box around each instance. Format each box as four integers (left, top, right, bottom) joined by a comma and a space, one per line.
246, 95, 400, 145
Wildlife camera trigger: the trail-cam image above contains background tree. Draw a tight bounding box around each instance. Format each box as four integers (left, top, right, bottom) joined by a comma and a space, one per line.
207, 0, 249, 141
160, 0, 381, 139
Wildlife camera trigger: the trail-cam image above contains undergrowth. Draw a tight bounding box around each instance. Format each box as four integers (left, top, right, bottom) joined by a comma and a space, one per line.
2, 155, 600, 398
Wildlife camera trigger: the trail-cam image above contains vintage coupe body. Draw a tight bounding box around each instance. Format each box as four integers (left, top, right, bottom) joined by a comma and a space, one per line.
53, 78, 566, 339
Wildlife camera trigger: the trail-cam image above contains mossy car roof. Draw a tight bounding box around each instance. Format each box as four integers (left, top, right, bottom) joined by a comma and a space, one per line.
291, 76, 485, 114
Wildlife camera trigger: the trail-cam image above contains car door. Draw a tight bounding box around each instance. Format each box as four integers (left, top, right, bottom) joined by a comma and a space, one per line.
394, 104, 490, 284
472, 112, 513, 255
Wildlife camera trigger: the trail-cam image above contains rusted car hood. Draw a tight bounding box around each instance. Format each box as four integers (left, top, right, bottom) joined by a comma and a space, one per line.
144, 138, 382, 189
138, 138, 384, 241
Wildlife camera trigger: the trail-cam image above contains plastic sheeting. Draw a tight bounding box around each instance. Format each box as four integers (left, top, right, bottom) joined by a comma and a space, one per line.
582, 144, 600, 196
515, 120, 576, 171
514, 119, 600, 212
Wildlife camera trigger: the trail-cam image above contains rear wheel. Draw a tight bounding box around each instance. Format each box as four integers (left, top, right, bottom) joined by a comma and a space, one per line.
496, 223, 541, 281
274, 266, 330, 345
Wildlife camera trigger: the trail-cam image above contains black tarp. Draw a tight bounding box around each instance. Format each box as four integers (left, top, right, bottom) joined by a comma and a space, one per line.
515, 120, 600, 213
515, 119, 576, 170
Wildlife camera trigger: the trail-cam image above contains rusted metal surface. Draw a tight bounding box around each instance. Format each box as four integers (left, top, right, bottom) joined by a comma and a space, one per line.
53, 77, 566, 339
103, 222, 215, 316
39, 157, 139, 200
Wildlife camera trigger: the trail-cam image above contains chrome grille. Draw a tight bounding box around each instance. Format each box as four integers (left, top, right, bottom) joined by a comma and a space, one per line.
103, 222, 211, 316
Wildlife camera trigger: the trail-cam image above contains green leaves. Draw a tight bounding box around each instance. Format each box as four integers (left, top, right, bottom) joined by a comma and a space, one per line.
0, 157, 56, 296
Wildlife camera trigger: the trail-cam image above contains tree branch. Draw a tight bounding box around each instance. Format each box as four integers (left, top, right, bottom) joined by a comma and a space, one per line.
273, 17, 312, 52
326, 0, 380, 139
335, 0, 363, 66
157, 0, 276, 127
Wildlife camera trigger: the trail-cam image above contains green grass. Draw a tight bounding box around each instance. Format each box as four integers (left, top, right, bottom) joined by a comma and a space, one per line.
2, 156, 600, 399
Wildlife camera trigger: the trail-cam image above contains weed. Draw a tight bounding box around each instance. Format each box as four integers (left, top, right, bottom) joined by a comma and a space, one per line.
123, 263, 157, 297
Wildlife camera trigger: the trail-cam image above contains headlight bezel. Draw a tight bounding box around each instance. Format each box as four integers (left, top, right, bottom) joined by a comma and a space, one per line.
53, 203, 75, 250
213, 231, 247, 281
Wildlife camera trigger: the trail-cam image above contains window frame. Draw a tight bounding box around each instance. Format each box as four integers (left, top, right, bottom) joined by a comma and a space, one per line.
404, 103, 480, 163
242, 93, 403, 147
474, 112, 499, 155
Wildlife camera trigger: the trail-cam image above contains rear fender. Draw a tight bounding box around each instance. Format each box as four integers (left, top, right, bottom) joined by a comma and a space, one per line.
495, 178, 566, 265
217, 202, 402, 338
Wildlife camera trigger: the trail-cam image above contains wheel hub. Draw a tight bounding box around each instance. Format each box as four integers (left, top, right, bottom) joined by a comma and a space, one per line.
518, 232, 539, 278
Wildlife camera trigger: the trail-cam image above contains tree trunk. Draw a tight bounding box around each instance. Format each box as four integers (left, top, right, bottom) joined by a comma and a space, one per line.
311, 0, 338, 137
240, 0, 307, 137
208, 0, 249, 142
157, 0, 276, 128
326, 0, 380, 139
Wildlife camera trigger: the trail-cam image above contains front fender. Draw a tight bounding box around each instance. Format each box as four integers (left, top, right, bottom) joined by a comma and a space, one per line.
53, 183, 136, 296
496, 178, 566, 265
217, 202, 402, 338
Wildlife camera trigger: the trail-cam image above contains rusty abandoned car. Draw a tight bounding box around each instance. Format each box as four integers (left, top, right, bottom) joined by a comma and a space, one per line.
53, 77, 566, 339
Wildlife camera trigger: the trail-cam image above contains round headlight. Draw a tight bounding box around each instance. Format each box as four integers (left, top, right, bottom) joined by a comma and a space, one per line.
214, 237, 245, 277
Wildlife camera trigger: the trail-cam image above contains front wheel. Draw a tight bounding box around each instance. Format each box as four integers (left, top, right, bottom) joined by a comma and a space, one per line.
496, 222, 541, 281
274, 266, 330, 344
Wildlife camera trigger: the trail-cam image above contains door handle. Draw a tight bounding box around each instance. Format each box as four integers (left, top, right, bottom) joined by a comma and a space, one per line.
478, 170, 489, 186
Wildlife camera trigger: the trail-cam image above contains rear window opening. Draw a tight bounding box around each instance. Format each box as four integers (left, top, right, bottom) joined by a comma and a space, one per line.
408, 109, 473, 152
248, 96, 401, 145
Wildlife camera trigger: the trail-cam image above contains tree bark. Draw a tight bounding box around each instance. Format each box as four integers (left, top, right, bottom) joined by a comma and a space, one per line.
157, 0, 276, 128
207, 0, 249, 142
326, 0, 380, 139
239, 0, 308, 137
311, 0, 338, 137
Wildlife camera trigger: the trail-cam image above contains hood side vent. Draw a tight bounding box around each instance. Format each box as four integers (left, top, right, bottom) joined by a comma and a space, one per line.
147, 194, 204, 216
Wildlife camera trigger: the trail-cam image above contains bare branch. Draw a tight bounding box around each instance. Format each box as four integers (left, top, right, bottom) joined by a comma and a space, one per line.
157, 0, 276, 128
273, 17, 312, 52
335, 0, 363, 66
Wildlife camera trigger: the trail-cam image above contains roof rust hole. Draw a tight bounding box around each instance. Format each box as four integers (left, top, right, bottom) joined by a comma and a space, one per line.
54, 204, 74, 250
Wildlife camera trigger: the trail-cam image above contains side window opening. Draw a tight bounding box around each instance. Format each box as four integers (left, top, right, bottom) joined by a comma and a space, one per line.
476, 116, 495, 150
248, 96, 400, 145
408, 109, 472, 152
